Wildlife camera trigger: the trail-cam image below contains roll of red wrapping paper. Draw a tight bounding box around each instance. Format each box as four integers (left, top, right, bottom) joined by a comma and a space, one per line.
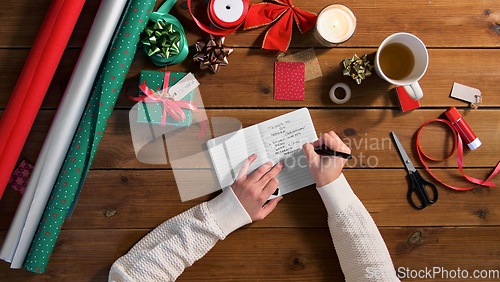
188, 0, 249, 35
23, 0, 156, 272
0, 0, 86, 200
0, 0, 64, 153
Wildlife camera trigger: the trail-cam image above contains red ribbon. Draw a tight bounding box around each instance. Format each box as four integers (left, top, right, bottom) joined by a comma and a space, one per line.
127, 72, 206, 138
243, 0, 317, 52
416, 119, 500, 191
188, 0, 249, 36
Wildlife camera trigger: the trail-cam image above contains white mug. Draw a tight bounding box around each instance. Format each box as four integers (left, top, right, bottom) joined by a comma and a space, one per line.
375, 33, 428, 100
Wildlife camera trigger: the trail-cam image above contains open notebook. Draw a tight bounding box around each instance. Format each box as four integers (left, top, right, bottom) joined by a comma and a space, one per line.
206, 108, 318, 195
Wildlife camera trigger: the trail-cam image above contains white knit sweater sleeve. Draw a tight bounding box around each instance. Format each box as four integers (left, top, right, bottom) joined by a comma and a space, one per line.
108, 188, 252, 282
317, 174, 400, 282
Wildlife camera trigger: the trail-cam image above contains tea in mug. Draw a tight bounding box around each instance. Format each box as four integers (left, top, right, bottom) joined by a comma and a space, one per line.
378, 43, 415, 80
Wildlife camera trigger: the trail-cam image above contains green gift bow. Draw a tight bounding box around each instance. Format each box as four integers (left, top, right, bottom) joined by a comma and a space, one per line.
142, 21, 181, 59
23, 0, 157, 273
142, 0, 189, 66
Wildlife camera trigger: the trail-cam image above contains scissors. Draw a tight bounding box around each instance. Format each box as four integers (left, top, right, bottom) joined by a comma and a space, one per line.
390, 132, 438, 209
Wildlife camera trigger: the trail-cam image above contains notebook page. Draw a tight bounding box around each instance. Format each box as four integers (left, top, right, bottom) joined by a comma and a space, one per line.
257, 108, 318, 194
207, 125, 269, 188
206, 143, 233, 188
224, 125, 269, 180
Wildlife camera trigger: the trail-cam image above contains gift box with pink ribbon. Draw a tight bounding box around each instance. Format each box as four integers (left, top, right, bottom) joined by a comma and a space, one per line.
131, 70, 197, 127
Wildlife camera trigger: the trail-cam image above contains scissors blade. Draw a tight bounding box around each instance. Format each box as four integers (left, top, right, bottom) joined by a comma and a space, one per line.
390, 131, 417, 173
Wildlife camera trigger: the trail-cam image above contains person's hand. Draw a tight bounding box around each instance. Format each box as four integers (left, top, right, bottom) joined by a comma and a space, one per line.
303, 131, 351, 187
231, 154, 284, 221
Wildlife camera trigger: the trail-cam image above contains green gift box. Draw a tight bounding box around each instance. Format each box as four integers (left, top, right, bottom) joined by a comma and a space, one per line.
137, 70, 194, 127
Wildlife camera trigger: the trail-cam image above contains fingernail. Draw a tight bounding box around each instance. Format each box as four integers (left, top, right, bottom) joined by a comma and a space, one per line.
278, 162, 284, 168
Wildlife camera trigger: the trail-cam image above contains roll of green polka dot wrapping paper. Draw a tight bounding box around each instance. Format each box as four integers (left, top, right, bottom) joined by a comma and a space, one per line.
23, 0, 156, 273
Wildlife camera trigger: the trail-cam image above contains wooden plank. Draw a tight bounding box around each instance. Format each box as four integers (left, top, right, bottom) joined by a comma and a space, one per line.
1, 168, 497, 230
0, 227, 499, 281
10, 109, 498, 169
0, 0, 100, 48
2, 48, 500, 109
1, 0, 499, 48
120, 49, 500, 108
0, 1, 496, 281
182, 0, 500, 48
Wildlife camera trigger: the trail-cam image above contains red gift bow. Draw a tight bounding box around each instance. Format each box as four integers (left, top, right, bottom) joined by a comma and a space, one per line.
127, 72, 206, 138
243, 0, 317, 52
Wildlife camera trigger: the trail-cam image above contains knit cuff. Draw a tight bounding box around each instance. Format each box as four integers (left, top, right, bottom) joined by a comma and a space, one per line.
207, 188, 252, 237
316, 173, 359, 215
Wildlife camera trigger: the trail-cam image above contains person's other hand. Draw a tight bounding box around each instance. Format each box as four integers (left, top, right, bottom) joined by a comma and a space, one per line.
231, 154, 283, 221
303, 131, 351, 187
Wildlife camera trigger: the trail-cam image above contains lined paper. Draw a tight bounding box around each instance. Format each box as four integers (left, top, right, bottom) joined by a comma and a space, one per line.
207, 125, 269, 188
257, 108, 317, 194
207, 143, 233, 188
224, 126, 269, 182
207, 108, 317, 194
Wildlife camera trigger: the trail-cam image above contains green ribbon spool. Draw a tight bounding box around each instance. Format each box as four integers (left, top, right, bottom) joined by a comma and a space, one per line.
143, 0, 189, 66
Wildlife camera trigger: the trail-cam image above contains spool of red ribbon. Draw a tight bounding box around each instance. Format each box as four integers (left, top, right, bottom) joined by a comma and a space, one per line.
188, 0, 249, 36
416, 118, 500, 191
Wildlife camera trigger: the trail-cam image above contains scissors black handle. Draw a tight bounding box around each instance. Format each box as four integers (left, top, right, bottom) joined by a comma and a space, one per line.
408, 171, 438, 209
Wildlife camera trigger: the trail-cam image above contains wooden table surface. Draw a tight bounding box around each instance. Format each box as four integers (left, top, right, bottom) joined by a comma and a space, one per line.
1, 0, 500, 281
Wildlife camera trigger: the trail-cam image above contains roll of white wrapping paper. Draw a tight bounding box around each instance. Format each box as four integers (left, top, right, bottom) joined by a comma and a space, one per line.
0, 0, 128, 268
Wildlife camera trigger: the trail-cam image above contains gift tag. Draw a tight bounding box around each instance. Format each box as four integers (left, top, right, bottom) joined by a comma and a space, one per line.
168, 72, 200, 101
450, 82, 481, 105
274, 62, 305, 100
277, 48, 322, 81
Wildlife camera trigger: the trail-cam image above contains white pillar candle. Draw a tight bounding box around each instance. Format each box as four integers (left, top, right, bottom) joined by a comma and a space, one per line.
315, 4, 356, 46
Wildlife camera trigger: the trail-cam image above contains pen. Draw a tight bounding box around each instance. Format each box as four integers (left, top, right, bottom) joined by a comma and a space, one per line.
314, 148, 353, 160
